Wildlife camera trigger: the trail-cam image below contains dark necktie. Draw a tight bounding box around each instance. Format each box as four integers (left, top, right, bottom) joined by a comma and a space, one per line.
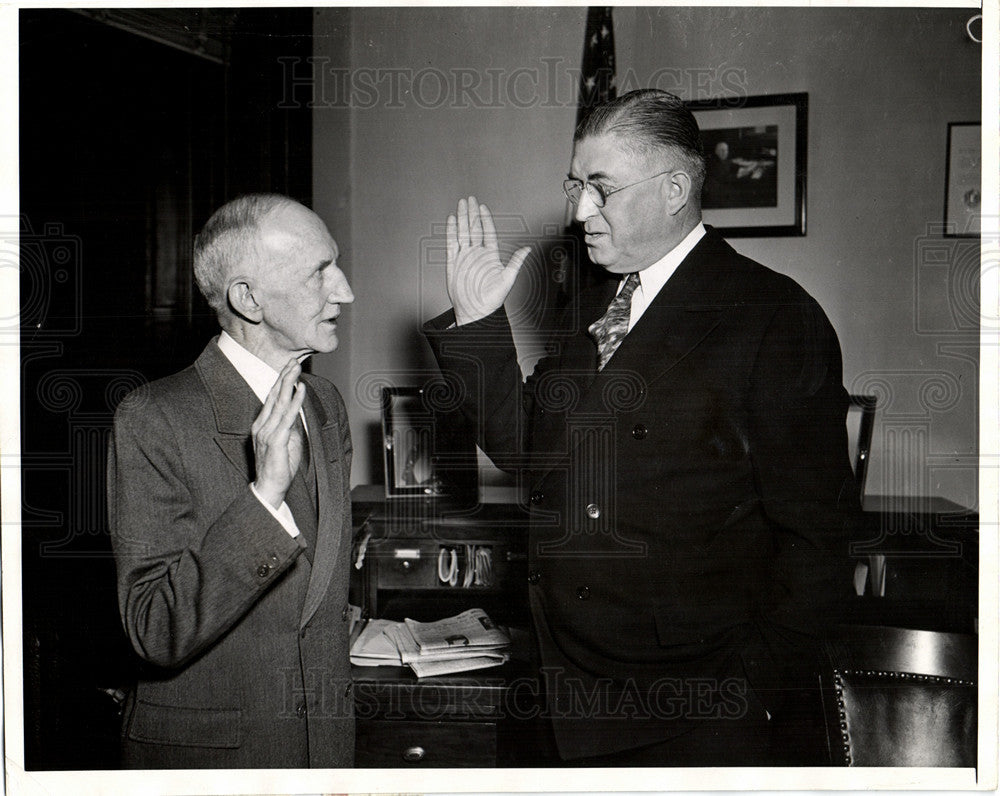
588, 272, 640, 371
295, 412, 310, 474
293, 410, 318, 559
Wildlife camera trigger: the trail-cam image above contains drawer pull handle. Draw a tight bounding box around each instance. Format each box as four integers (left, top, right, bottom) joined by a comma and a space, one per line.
402, 745, 426, 763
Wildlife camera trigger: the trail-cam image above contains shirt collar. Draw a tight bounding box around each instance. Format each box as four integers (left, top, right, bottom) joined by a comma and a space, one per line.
632, 222, 707, 297
217, 330, 281, 405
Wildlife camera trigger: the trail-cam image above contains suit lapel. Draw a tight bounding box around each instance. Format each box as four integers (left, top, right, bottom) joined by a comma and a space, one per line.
198, 339, 317, 569
529, 277, 617, 459
584, 229, 736, 401
197, 340, 262, 483
535, 230, 736, 475
298, 381, 346, 632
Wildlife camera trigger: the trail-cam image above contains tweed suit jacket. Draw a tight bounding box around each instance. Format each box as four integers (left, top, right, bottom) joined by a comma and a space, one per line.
108, 338, 355, 768
425, 228, 863, 760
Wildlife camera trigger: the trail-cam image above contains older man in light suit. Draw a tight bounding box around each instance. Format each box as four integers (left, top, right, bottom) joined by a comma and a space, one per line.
108, 194, 356, 768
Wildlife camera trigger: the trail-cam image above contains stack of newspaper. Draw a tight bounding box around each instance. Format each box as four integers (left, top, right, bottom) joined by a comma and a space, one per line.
350, 608, 511, 678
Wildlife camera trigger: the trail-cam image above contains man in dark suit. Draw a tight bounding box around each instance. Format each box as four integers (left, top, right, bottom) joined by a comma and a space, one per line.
424, 90, 861, 765
108, 194, 356, 768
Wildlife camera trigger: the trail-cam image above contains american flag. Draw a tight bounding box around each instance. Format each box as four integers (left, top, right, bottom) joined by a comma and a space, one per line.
557, 7, 617, 298
576, 7, 616, 128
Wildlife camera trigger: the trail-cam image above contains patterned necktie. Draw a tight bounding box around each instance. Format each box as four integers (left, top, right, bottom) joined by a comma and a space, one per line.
588, 272, 640, 371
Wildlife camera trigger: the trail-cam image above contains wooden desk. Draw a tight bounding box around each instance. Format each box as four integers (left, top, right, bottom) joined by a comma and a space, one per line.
852, 496, 978, 633
351, 486, 530, 626
350, 488, 547, 767
352, 654, 551, 768
349, 489, 980, 766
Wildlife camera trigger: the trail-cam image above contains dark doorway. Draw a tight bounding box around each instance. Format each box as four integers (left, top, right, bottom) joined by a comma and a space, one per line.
19, 8, 312, 769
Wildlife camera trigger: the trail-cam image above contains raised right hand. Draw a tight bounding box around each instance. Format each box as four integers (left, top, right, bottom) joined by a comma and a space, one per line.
251, 359, 307, 508
446, 196, 532, 326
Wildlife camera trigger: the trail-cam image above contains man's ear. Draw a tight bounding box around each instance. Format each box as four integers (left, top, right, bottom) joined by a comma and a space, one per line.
663, 170, 693, 216
227, 278, 263, 323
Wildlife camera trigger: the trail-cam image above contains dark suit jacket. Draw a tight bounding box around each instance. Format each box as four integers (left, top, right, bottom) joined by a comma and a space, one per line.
108, 339, 355, 768
425, 228, 862, 760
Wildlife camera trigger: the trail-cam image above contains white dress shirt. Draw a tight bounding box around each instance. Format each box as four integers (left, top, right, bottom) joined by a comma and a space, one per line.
622, 222, 706, 331
217, 330, 302, 538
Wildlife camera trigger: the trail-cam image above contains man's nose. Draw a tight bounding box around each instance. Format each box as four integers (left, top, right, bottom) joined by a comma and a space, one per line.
574, 187, 599, 223
329, 269, 355, 304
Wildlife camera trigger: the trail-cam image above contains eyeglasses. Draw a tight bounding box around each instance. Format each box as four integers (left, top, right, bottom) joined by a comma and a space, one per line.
562, 170, 675, 208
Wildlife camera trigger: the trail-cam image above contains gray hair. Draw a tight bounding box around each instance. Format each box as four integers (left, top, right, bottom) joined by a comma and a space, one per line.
575, 89, 706, 193
193, 193, 296, 317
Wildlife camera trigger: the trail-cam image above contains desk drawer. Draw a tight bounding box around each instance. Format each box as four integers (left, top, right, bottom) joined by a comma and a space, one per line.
374, 540, 521, 591
356, 719, 497, 767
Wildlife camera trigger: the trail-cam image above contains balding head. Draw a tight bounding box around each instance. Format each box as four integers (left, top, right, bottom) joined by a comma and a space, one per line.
193, 193, 298, 322
575, 89, 706, 201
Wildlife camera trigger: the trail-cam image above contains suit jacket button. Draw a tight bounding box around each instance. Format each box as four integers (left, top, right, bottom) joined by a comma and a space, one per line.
344, 682, 353, 698
632, 424, 648, 440
527, 570, 541, 585
576, 585, 591, 600
342, 605, 351, 622
269, 552, 279, 563
585, 503, 601, 519
295, 702, 306, 718
256, 564, 271, 578
530, 491, 544, 505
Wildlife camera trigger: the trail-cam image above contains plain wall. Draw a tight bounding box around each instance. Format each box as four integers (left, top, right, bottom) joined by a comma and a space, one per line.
312, 7, 981, 509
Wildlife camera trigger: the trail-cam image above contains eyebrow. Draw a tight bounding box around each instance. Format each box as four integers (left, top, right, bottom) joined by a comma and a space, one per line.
567, 170, 615, 182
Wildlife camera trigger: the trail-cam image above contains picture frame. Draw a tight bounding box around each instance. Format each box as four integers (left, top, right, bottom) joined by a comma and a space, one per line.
380, 386, 478, 499
944, 122, 981, 238
686, 92, 807, 237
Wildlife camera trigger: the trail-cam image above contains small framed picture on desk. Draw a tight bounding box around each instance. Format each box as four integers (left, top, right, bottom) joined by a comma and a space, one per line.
381, 386, 478, 499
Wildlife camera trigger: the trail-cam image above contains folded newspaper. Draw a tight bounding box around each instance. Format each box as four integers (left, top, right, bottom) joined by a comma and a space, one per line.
350, 608, 511, 677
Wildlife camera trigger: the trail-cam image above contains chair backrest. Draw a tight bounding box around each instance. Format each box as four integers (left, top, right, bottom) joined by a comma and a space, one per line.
824, 625, 977, 766
847, 394, 877, 496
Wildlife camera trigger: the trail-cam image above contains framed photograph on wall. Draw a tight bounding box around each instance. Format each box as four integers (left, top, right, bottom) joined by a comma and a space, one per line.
686, 92, 807, 237
944, 122, 981, 238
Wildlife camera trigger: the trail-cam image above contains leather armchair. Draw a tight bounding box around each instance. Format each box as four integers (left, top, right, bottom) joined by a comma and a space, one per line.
823, 625, 977, 766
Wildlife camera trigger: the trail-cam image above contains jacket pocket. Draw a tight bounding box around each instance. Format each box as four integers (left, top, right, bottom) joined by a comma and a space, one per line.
126, 700, 242, 748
